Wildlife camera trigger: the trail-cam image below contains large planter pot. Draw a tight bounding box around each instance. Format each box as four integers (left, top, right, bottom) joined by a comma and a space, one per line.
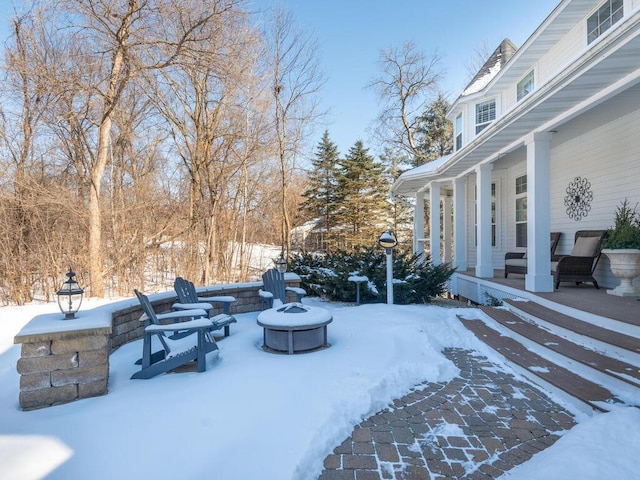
602, 249, 640, 297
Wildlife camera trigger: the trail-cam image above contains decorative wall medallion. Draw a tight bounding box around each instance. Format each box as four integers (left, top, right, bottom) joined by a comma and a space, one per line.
564, 176, 593, 221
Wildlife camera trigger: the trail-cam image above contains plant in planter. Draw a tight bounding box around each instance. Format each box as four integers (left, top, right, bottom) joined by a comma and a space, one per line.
601, 199, 640, 296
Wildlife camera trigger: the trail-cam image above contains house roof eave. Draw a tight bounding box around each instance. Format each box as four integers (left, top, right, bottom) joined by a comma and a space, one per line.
400, 15, 640, 194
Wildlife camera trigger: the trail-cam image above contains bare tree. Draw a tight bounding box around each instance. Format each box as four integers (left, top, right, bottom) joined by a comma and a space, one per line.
464, 40, 493, 85
264, 6, 324, 259
369, 41, 444, 163
145, 4, 273, 284
0, 8, 82, 304
40, 0, 238, 296
0, 0, 324, 303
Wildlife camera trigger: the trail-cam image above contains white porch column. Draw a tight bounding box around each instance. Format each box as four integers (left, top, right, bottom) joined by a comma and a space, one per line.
453, 177, 467, 271
525, 132, 554, 292
429, 182, 441, 265
413, 191, 425, 258
443, 195, 452, 264
475, 163, 494, 278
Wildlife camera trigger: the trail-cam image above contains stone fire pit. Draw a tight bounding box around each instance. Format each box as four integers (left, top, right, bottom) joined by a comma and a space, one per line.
257, 303, 332, 354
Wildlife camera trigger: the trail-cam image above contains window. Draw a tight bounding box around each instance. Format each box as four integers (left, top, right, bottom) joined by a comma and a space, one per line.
474, 182, 497, 247
517, 70, 535, 101
475, 100, 495, 134
515, 175, 527, 248
587, 0, 623, 44
455, 114, 463, 150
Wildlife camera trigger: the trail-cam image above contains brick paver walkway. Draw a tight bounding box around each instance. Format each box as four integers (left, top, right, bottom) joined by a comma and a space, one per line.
318, 348, 577, 480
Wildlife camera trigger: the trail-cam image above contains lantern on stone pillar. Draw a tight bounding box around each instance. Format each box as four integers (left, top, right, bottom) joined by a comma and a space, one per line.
57, 268, 84, 319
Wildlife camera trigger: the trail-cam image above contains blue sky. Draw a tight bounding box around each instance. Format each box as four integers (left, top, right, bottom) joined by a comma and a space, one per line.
0, 0, 561, 157
253, 0, 561, 157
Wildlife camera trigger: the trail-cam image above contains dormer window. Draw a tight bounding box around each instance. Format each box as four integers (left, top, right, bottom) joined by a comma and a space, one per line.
587, 0, 623, 44
475, 100, 495, 134
517, 70, 535, 101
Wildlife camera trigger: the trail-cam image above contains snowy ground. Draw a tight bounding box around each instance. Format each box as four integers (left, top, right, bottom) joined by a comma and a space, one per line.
1, 298, 638, 479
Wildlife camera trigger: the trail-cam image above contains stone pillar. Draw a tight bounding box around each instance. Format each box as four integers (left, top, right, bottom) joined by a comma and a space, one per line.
475, 163, 494, 278
525, 132, 554, 292
16, 329, 110, 410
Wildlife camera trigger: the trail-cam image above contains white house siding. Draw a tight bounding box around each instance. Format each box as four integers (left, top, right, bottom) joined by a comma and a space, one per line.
458, 83, 640, 289
504, 153, 528, 256
503, 83, 518, 113
538, 21, 585, 89
461, 168, 510, 271
548, 83, 640, 288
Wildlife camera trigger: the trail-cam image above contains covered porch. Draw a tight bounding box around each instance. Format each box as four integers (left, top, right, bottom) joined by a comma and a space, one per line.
451, 269, 638, 326
392, 8, 640, 297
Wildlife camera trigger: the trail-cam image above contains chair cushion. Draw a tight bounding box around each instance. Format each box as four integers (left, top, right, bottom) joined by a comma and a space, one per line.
505, 258, 527, 267
550, 261, 558, 273
571, 236, 600, 257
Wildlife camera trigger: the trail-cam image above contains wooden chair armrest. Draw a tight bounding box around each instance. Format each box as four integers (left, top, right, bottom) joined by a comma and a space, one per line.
146, 318, 212, 332
156, 309, 208, 323
173, 302, 213, 311
285, 286, 307, 295
198, 295, 236, 305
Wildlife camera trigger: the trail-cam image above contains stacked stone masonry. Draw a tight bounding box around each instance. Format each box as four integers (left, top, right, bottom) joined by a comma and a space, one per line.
15, 278, 303, 410
17, 331, 110, 410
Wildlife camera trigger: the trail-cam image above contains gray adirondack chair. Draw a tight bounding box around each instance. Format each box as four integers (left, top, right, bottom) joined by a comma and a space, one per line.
131, 289, 219, 380
173, 277, 237, 337
259, 268, 306, 309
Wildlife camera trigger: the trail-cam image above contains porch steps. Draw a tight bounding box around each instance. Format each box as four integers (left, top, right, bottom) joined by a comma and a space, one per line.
458, 315, 616, 412
478, 306, 640, 388
503, 299, 640, 355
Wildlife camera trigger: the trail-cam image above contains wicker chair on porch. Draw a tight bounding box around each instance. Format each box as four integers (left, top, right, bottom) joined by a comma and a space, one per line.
504, 232, 561, 278
552, 230, 608, 289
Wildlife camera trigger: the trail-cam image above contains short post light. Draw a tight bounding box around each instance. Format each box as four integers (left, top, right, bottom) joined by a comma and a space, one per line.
57, 268, 84, 319
276, 253, 287, 274
378, 230, 397, 305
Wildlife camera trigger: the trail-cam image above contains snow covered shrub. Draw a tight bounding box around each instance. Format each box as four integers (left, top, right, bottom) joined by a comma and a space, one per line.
289, 248, 454, 304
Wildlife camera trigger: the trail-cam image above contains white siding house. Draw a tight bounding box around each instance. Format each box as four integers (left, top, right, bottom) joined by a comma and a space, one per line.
392, 0, 640, 301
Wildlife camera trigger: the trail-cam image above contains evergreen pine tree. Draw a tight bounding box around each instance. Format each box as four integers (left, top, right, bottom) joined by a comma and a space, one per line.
300, 131, 341, 251
337, 140, 389, 249
413, 93, 453, 167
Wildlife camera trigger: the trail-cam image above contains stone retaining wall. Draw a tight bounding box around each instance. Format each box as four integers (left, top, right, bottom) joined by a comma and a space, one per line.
16, 328, 110, 410
14, 276, 303, 410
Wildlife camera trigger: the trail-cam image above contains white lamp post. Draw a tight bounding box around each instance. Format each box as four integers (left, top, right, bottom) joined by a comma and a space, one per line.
378, 230, 397, 305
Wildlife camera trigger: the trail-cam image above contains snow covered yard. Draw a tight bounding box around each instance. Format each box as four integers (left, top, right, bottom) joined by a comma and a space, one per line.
0, 298, 638, 480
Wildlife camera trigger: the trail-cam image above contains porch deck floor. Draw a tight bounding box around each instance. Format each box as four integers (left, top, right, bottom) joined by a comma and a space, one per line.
458, 269, 639, 326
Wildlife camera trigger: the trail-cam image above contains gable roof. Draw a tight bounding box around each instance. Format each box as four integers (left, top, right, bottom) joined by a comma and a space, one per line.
462, 38, 518, 96
392, 3, 640, 197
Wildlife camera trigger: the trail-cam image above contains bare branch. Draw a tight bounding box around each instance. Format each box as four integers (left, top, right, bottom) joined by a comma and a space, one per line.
369, 40, 444, 161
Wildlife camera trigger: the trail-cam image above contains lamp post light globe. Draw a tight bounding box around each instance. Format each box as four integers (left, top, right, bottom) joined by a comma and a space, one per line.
378, 230, 398, 250
57, 268, 84, 319
378, 231, 397, 305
